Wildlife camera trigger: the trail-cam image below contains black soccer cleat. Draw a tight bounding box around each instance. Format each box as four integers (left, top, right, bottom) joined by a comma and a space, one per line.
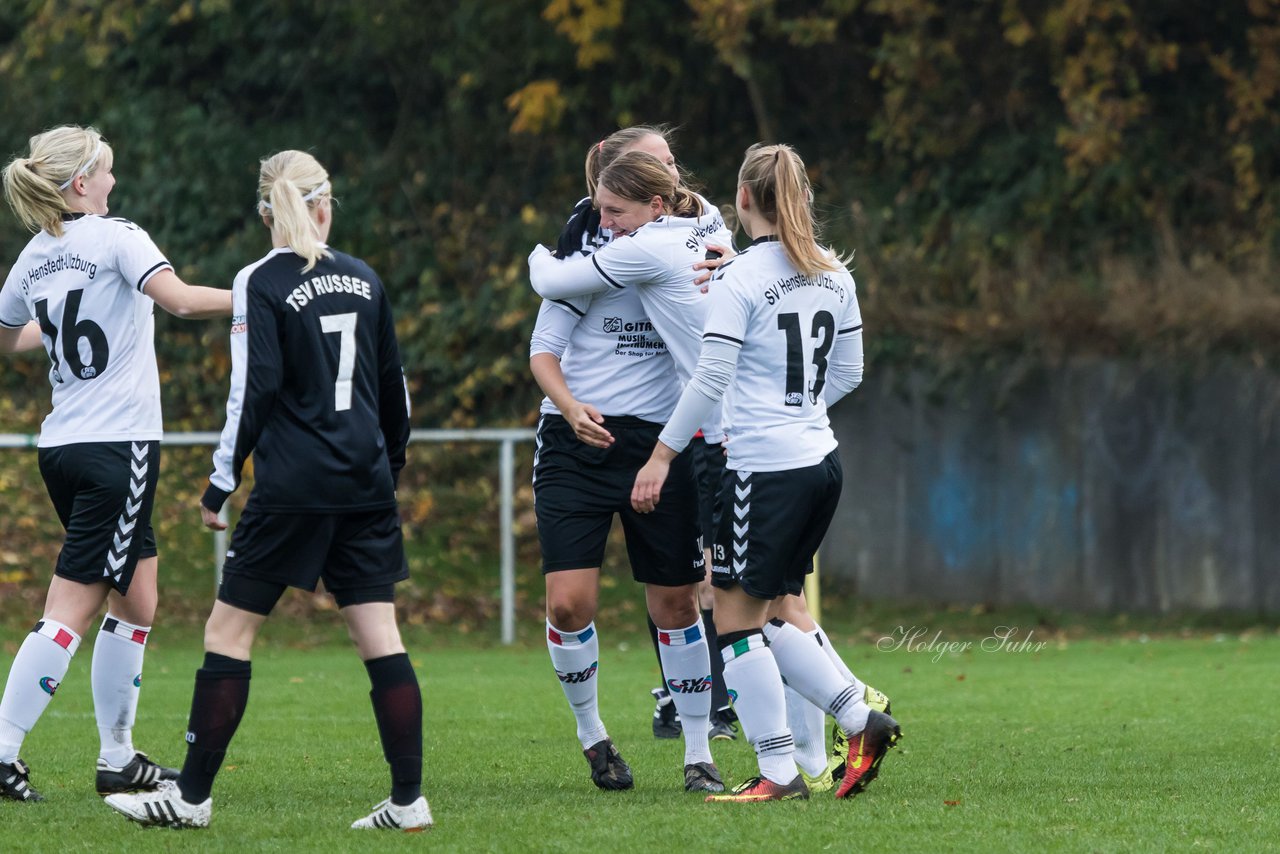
684, 761, 725, 793
651, 687, 682, 739
96, 751, 179, 796
583, 738, 633, 791
0, 758, 43, 802
709, 706, 738, 741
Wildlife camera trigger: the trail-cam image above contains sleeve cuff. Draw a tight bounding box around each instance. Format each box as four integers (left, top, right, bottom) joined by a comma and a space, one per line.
201, 482, 231, 513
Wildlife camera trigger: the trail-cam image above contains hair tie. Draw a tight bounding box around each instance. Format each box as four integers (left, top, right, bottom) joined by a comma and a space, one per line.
260, 180, 330, 210
58, 140, 103, 190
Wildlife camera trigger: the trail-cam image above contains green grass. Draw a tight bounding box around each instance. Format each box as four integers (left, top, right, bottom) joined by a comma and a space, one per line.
2, 625, 1277, 853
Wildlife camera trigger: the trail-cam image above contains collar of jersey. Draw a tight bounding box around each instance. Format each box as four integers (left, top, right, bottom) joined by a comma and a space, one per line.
750, 234, 780, 246
60, 212, 89, 222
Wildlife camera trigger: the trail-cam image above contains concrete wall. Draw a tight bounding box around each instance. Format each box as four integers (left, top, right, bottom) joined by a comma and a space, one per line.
821, 358, 1280, 614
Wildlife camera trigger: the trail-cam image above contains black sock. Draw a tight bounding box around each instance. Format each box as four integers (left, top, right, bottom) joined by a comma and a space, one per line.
703, 607, 730, 712
647, 614, 666, 691
365, 653, 422, 806
177, 652, 251, 803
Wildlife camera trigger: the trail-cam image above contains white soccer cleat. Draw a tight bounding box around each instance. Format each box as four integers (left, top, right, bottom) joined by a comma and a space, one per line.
104, 779, 211, 828
351, 796, 433, 831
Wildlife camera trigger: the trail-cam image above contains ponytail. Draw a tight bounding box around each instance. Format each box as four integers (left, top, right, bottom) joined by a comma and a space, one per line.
257, 150, 332, 272
737, 143, 846, 276
3, 126, 111, 237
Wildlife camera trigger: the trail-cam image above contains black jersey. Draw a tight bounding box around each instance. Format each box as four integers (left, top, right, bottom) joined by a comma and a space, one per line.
202, 247, 410, 514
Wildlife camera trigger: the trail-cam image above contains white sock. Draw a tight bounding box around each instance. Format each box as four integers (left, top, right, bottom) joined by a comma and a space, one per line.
656, 619, 712, 765
546, 621, 607, 749
764, 619, 869, 736
0, 619, 82, 764
811, 622, 866, 696
721, 633, 795, 784
92, 614, 150, 768
786, 684, 828, 778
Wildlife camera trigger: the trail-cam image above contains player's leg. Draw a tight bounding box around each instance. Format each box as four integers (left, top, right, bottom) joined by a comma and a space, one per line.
693, 439, 734, 738
324, 508, 430, 831
0, 575, 108, 802
534, 415, 629, 790
755, 454, 900, 798
341, 597, 431, 832
622, 440, 719, 791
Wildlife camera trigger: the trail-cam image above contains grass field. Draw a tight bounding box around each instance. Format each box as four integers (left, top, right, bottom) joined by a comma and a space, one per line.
1, 622, 1277, 853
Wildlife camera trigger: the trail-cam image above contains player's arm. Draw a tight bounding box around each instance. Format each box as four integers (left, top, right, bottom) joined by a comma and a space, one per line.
527, 244, 611, 300
201, 278, 281, 522
375, 286, 411, 485
0, 320, 43, 353
631, 337, 739, 513
823, 284, 866, 407
143, 269, 233, 319
529, 300, 613, 448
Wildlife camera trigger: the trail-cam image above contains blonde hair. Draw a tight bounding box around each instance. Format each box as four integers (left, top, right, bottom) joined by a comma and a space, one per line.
3, 125, 112, 237
584, 125, 683, 199
596, 151, 701, 219
257, 150, 333, 272
738, 143, 845, 276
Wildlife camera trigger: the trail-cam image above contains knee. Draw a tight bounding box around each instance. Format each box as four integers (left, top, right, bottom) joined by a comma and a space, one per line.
546, 598, 592, 632
203, 615, 252, 660
650, 590, 699, 628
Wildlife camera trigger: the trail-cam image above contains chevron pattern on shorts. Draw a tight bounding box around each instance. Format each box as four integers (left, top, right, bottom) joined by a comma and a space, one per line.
731, 470, 751, 579
103, 442, 147, 584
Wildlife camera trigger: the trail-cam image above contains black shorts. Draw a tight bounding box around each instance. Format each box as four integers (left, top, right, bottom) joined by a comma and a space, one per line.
692, 439, 726, 548
217, 507, 408, 615
533, 414, 704, 587
709, 451, 843, 600
38, 441, 160, 596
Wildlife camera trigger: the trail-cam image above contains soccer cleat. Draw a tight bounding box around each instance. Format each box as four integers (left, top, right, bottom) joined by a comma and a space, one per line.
583, 738, 633, 790
0, 758, 43, 802
96, 751, 179, 795
834, 709, 902, 799
800, 766, 835, 795
351, 796, 433, 832
684, 761, 724, 793
708, 706, 738, 741
864, 684, 892, 715
829, 685, 892, 782
705, 774, 809, 803
651, 687, 682, 739
104, 779, 211, 828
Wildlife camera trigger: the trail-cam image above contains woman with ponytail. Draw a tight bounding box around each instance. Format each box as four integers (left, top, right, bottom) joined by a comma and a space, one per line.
0, 125, 231, 804
529, 127, 734, 796
104, 151, 429, 832
630, 143, 902, 803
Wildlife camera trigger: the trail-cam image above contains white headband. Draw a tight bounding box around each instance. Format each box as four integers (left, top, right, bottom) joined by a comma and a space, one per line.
260, 180, 330, 210
58, 141, 103, 191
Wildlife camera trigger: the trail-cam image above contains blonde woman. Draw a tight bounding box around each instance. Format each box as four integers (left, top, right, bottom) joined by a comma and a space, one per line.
104, 151, 427, 831
0, 125, 231, 802
631, 143, 902, 802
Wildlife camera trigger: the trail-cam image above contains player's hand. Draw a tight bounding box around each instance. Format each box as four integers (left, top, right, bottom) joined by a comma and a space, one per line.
566, 401, 613, 448
200, 503, 227, 531
631, 456, 671, 513
693, 243, 736, 291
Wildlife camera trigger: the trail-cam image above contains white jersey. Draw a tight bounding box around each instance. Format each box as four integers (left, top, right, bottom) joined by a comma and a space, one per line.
531, 289, 681, 421
704, 237, 862, 471
0, 214, 172, 447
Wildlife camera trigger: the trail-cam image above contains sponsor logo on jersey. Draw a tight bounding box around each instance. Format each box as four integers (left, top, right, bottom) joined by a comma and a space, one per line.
80, 366, 97, 379
603, 316, 622, 333
230, 314, 246, 335
39, 677, 59, 696
667, 676, 713, 694
785, 392, 804, 407
556, 663, 599, 684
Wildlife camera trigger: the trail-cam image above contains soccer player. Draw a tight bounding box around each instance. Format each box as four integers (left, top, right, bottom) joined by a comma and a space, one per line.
0, 125, 232, 803
630, 142, 902, 802
102, 150, 428, 831
530, 128, 726, 793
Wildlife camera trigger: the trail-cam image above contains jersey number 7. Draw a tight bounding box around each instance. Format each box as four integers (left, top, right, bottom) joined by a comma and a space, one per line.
320, 312, 357, 411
